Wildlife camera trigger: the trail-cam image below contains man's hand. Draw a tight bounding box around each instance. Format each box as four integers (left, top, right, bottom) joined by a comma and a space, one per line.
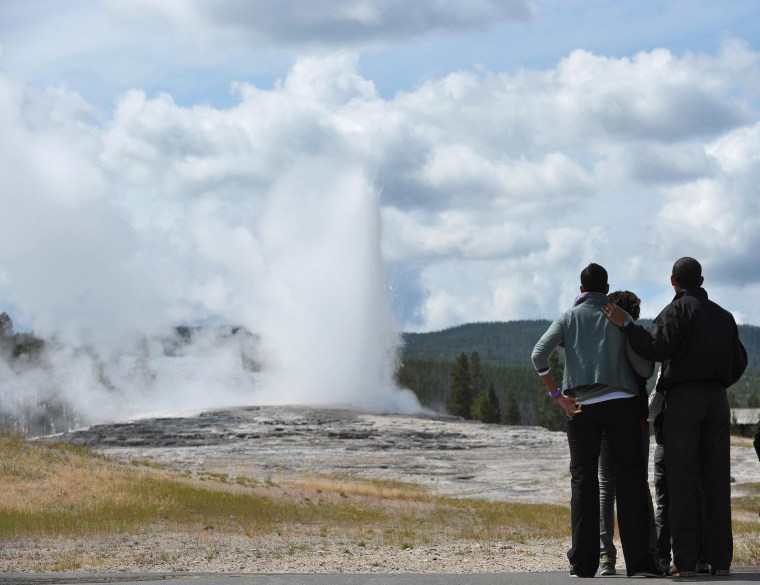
556, 394, 581, 419
602, 303, 627, 327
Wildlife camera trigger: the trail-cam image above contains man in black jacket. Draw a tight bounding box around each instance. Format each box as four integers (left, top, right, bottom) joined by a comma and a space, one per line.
603, 257, 748, 577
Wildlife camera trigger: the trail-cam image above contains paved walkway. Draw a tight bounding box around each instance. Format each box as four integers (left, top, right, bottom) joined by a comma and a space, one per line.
3, 572, 760, 585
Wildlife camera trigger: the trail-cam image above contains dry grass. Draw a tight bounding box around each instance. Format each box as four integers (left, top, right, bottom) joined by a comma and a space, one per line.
731, 436, 755, 448
733, 482, 760, 565
285, 473, 431, 501
1, 433, 758, 567
0, 433, 568, 548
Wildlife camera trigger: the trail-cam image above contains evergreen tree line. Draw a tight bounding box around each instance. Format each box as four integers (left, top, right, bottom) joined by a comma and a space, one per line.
0, 314, 261, 435
400, 321, 760, 409
447, 351, 511, 424
0, 312, 44, 359
402, 320, 760, 370
0, 312, 75, 435
396, 348, 570, 430
396, 345, 759, 432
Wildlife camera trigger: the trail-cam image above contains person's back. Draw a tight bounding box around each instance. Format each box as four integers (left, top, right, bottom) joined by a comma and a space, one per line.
562, 295, 638, 393
652, 288, 741, 389
603, 257, 748, 577
532, 292, 638, 404
532, 263, 660, 578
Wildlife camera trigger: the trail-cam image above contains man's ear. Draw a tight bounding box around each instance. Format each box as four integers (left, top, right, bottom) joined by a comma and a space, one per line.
670, 275, 677, 287
580, 285, 586, 293
698, 276, 704, 287
604, 283, 609, 294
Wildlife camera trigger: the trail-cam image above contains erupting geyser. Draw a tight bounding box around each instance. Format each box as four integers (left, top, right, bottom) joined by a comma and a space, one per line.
251, 159, 420, 413
0, 64, 421, 430
0, 156, 421, 428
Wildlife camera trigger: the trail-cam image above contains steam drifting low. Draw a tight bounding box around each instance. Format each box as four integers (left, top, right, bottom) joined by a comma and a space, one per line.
0, 60, 420, 429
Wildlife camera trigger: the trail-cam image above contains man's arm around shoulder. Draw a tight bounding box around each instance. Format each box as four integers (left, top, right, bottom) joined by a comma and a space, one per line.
602, 303, 657, 360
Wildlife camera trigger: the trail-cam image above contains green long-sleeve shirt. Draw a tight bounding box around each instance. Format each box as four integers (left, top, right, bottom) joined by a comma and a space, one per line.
531, 293, 638, 403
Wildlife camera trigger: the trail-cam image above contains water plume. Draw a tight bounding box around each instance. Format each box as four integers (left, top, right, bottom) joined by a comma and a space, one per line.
252, 158, 419, 412
0, 67, 420, 431
1, 153, 420, 429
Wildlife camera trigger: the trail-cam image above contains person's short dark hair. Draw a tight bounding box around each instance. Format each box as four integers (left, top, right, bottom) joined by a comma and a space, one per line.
608, 290, 641, 320
580, 263, 608, 293
672, 257, 702, 289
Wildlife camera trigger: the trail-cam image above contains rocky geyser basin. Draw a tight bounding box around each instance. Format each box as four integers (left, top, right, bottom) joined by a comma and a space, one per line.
47, 405, 760, 505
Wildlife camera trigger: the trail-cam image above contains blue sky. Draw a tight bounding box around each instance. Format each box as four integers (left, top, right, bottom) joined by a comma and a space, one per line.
4, 1, 759, 107
1, 0, 760, 342
361, 0, 760, 99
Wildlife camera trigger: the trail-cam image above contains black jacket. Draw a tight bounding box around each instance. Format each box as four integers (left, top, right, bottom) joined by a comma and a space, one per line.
755, 423, 760, 462
623, 287, 747, 390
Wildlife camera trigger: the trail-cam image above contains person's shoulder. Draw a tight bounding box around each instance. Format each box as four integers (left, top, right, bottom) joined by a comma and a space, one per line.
669, 289, 705, 313
540, 313, 567, 333
559, 304, 578, 319
699, 292, 738, 324
653, 301, 674, 319
706, 295, 735, 315
563, 303, 593, 322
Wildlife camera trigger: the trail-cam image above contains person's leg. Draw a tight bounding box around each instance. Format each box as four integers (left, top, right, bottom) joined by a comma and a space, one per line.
663, 387, 705, 573
567, 409, 604, 578
653, 443, 671, 570
700, 388, 733, 572
694, 487, 711, 573
640, 421, 659, 562
603, 398, 656, 576
598, 430, 617, 573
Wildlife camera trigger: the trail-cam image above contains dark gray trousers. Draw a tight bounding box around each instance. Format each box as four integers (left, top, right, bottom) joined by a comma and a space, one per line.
663, 385, 732, 572
567, 398, 655, 577
653, 443, 671, 564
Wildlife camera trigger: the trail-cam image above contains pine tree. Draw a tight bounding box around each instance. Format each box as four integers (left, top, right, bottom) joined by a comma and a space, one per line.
505, 386, 520, 425
472, 382, 501, 423
448, 352, 473, 419
748, 392, 759, 408
0, 312, 12, 338
0, 312, 13, 355
470, 351, 485, 401
486, 383, 502, 423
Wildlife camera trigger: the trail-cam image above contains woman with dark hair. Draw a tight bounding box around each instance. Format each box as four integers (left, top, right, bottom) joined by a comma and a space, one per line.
596, 291, 658, 575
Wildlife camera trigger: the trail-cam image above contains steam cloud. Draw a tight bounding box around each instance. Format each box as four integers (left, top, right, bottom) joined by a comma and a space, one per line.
0, 59, 420, 429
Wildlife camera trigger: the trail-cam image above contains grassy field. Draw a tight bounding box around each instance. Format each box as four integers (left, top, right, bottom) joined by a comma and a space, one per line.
0, 433, 569, 546
1, 433, 758, 567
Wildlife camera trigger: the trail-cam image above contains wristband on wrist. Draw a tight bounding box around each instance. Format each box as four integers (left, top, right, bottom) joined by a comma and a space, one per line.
548, 387, 562, 399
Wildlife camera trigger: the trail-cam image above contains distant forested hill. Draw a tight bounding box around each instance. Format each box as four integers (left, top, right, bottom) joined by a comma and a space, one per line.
737, 324, 760, 371
401, 320, 551, 368
397, 321, 760, 421
401, 321, 759, 370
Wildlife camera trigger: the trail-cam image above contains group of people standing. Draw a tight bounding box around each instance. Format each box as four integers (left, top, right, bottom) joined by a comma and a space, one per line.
531, 257, 750, 578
